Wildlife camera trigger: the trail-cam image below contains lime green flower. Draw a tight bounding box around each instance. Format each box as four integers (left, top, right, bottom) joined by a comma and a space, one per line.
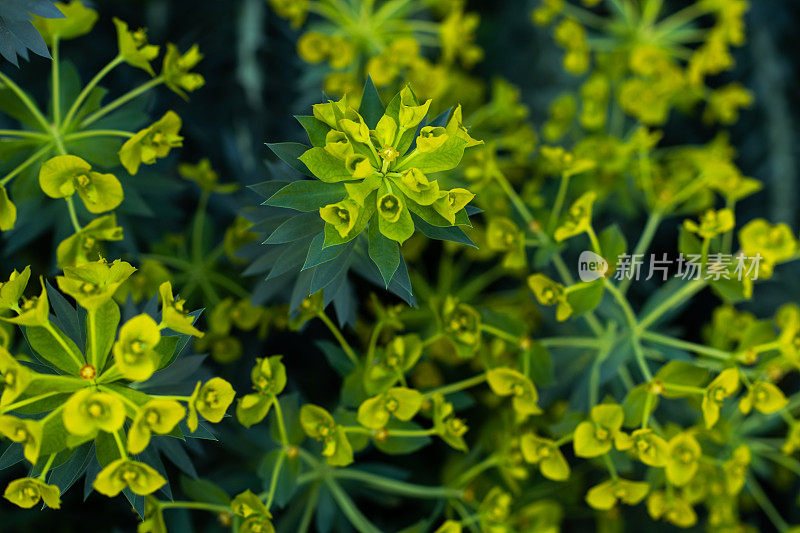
140, 496, 167, 533
738, 219, 797, 277
178, 158, 237, 194
722, 445, 750, 494
32, 1, 98, 45
3, 477, 61, 509
113, 314, 162, 381
666, 433, 701, 486
357, 387, 424, 429
441, 297, 482, 357
416, 126, 449, 153
0, 415, 42, 464
377, 186, 414, 244
158, 281, 202, 337
432, 393, 468, 452
93, 458, 166, 496
366, 334, 423, 393
433, 521, 462, 533
0, 186, 16, 231
269, 0, 308, 28
627, 428, 669, 467
119, 111, 184, 175
127, 399, 186, 454
1, 278, 49, 327
187, 377, 236, 431
56, 214, 123, 268
701, 368, 739, 428
486, 217, 525, 269
486, 368, 541, 416
300, 404, 353, 466
586, 478, 649, 511
739, 380, 788, 414
39, 155, 123, 214
0, 346, 32, 406
520, 433, 570, 481
57, 259, 135, 311
0, 267, 30, 311
478, 487, 511, 532
113, 18, 159, 75
528, 274, 572, 321
573, 403, 628, 458
161, 43, 204, 99
231, 490, 275, 532
320, 199, 360, 238
684, 209, 735, 239
236, 356, 287, 428
646, 491, 697, 528
554, 191, 596, 242
398, 86, 431, 130
63, 388, 126, 439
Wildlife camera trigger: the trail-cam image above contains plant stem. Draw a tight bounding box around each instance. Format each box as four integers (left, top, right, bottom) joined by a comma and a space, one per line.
746, 477, 789, 532
0, 72, 51, 132
81, 76, 164, 128
620, 210, 663, 294
316, 311, 359, 365
192, 191, 210, 262
62, 55, 124, 130
66, 196, 82, 232
548, 174, 570, 233
333, 468, 463, 499
636, 279, 705, 332
52, 36, 61, 128
263, 450, 286, 511
639, 330, 733, 361
0, 130, 50, 140
423, 373, 486, 398
0, 143, 53, 187
63, 129, 134, 141
159, 500, 233, 515
272, 397, 290, 447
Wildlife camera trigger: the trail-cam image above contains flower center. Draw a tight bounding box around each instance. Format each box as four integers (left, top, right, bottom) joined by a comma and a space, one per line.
79, 364, 97, 380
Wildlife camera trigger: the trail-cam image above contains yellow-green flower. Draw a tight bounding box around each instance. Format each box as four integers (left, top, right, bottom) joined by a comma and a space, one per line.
0, 415, 42, 464
3, 477, 61, 509
300, 404, 353, 466
119, 111, 184, 175
573, 403, 627, 458
113, 18, 159, 75
432, 188, 474, 225
56, 214, 123, 268
586, 478, 649, 510
416, 126, 449, 153
57, 259, 135, 311
486, 217, 525, 269
520, 433, 570, 481
666, 433, 701, 486
398, 86, 431, 130
554, 191, 596, 242
0, 186, 16, 231
433, 521, 462, 533
31, 1, 98, 45
161, 43, 204, 99
320, 199, 360, 238
0, 346, 32, 407
1, 278, 49, 327
357, 387, 424, 429
377, 190, 414, 244
187, 378, 236, 432
739, 380, 788, 414
236, 356, 287, 428
127, 399, 186, 454
722, 445, 750, 494
366, 334, 423, 392
113, 314, 162, 381
93, 458, 166, 496
683, 208, 735, 239
39, 155, 123, 214
627, 428, 669, 467
701, 368, 739, 428
486, 368, 541, 416
178, 158, 236, 194
738, 219, 797, 277
441, 297, 481, 357
158, 281, 202, 337
269, 0, 308, 27
646, 491, 697, 528
528, 274, 572, 321
432, 393, 468, 452
0, 266, 30, 311
232, 490, 275, 532
62, 388, 126, 438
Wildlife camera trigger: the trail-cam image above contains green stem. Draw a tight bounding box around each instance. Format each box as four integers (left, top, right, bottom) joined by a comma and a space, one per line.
620, 210, 663, 294
325, 477, 382, 533
333, 468, 463, 499
81, 76, 164, 128
746, 477, 789, 532
538, 337, 601, 348
66, 196, 82, 232
37, 453, 57, 480
548, 174, 571, 232
43, 321, 85, 369
112, 429, 128, 459
0, 143, 53, 187
316, 311, 359, 365
263, 450, 286, 511
63, 129, 134, 141
0, 130, 49, 140
480, 323, 518, 344
52, 35, 61, 128
192, 191, 210, 262
272, 397, 290, 447
159, 500, 233, 515
639, 330, 733, 361
61, 55, 124, 131
0, 391, 62, 414
0, 71, 50, 131
423, 373, 486, 398
636, 279, 705, 332
452, 455, 499, 487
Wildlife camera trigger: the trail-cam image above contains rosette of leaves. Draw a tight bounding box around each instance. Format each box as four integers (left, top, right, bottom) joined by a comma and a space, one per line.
0, 2, 202, 264
243, 79, 480, 321
0, 260, 234, 516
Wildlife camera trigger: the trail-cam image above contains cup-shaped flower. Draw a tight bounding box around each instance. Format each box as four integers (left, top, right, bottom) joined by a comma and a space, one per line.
93, 458, 166, 497
344, 154, 376, 179
684, 208, 735, 239
626, 428, 669, 467
377, 188, 414, 244
520, 433, 570, 481
416, 126, 449, 153
127, 399, 186, 454
554, 191, 596, 242
113, 18, 159, 75
738, 219, 797, 277
528, 274, 572, 321
573, 403, 627, 458
432, 393, 468, 452
187, 377, 236, 431
0, 186, 16, 231
432, 188, 475, 225
236, 356, 287, 428
300, 404, 353, 466
701, 368, 739, 428
119, 111, 184, 175
62, 388, 126, 438
0, 415, 42, 464
398, 86, 431, 130
0, 266, 30, 311
357, 387, 424, 429
486, 368, 542, 415
56, 214, 123, 269
366, 334, 423, 393
231, 489, 271, 520
0, 346, 32, 406
158, 281, 202, 336
31, 1, 98, 45
646, 491, 697, 528
39, 155, 123, 214
442, 297, 481, 357
739, 380, 787, 415
162, 43, 205, 99
57, 259, 135, 311
113, 314, 162, 381
323, 130, 353, 159
722, 444, 750, 494
665, 433, 701, 486
339, 117, 371, 144
585, 478, 650, 510
3, 477, 61, 509
320, 199, 359, 238
1, 278, 49, 327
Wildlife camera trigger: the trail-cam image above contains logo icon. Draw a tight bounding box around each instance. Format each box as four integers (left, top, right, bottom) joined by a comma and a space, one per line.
578, 250, 608, 282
